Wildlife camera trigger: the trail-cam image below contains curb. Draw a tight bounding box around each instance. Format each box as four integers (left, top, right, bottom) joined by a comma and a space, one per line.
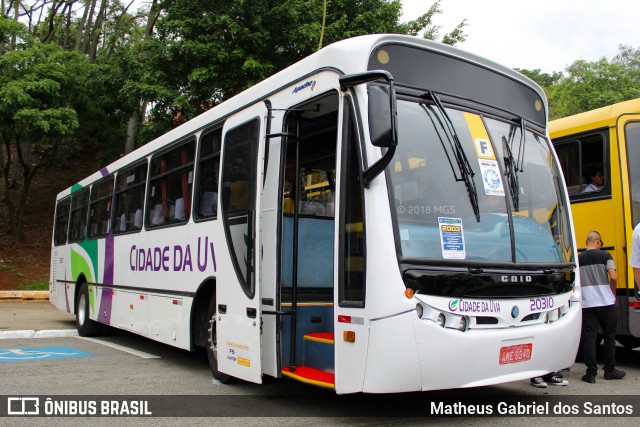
0, 329, 78, 339
0, 291, 50, 301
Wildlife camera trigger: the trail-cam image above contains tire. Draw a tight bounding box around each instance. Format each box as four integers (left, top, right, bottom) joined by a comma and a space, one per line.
616, 335, 640, 350
76, 283, 101, 337
206, 297, 234, 383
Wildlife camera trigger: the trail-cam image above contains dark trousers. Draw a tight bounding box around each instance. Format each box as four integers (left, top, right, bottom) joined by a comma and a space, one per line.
582, 304, 617, 375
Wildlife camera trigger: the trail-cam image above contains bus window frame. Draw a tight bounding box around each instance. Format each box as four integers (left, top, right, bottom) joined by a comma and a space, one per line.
553, 129, 611, 203
68, 188, 90, 243
220, 117, 261, 299
338, 94, 367, 308
193, 126, 223, 222
145, 137, 196, 230
623, 119, 640, 228
87, 175, 115, 240
112, 160, 148, 236
53, 196, 72, 246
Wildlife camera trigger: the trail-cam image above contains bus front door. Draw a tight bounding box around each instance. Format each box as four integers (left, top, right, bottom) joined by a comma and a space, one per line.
619, 115, 640, 339
216, 106, 266, 383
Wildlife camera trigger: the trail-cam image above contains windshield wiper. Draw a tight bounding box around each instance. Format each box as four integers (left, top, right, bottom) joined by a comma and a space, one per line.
502, 118, 527, 212
502, 133, 520, 211
424, 91, 480, 222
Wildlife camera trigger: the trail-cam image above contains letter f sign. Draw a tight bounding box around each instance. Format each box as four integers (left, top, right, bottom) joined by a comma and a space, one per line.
474, 138, 495, 159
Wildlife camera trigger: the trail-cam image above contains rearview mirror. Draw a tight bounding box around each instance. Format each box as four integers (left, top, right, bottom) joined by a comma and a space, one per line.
368, 85, 397, 148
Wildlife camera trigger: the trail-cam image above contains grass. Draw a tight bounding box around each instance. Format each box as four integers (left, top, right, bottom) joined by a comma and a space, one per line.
16, 281, 49, 291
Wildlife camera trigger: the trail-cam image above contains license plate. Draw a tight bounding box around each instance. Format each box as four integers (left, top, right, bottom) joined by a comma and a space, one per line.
499, 343, 532, 365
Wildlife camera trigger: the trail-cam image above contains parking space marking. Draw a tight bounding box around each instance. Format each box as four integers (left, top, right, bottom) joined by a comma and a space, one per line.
0, 346, 93, 362
76, 337, 160, 359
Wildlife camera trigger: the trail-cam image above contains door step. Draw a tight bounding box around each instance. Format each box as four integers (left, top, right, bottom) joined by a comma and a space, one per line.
282, 366, 335, 389
304, 332, 334, 343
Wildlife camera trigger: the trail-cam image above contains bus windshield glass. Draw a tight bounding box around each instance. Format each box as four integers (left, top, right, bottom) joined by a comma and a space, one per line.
389, 99, 573, 264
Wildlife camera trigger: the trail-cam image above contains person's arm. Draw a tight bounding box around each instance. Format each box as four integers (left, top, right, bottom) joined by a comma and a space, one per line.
634, 267, 640, 292
608, 267, 617, 295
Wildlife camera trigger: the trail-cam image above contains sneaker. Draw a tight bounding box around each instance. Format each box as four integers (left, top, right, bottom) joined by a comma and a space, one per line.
581, 374, 596, 384
530, 377, 547, 388
604, 369, 626, 380
546, 371, 563, 379
546, 376, 569, 386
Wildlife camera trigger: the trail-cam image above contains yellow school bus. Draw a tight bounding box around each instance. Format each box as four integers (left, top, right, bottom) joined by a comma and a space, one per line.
550, 98, 640, 348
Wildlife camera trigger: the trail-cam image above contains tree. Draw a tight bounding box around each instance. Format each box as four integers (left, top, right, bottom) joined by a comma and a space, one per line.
0, 18, 98, 241
522, 45, 640, 120
138, 0, 466, 142
548, 57, 638, 119
516, 68, 563, 90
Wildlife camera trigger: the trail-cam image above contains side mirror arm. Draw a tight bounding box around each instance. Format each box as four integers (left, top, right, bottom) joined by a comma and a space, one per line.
339, 70, 398, 188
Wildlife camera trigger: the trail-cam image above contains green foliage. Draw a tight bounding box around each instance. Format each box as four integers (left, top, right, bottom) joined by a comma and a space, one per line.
17, 281, 49, 290
520, 45, 640, 120
516, 69, 563, 89
549, 56, 640, 119
139, 0, 465, 141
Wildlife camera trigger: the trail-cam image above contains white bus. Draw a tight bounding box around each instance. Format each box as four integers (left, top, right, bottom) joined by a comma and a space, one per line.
50, 34, 580, 393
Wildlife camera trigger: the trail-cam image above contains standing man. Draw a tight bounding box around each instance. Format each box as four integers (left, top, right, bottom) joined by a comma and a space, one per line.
630, 222, 640, 292
578, 231, 625, 383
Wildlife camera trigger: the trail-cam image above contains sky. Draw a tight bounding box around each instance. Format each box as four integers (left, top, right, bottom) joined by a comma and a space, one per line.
401, 0, 640, 73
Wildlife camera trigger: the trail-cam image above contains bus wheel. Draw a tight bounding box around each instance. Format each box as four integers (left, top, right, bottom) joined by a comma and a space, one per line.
616, 335, 640, 350
206, 297, 233, 383
76, 284, 101, 337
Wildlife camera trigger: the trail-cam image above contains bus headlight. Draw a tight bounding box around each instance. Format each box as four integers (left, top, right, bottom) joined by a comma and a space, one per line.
415, 303, 424, 319
457, 316, 468, 332
436, 313, 446, 328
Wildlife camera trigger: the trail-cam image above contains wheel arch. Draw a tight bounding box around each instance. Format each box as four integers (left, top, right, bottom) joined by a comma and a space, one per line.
191, 277, 217, 350
73, 274, 88, 315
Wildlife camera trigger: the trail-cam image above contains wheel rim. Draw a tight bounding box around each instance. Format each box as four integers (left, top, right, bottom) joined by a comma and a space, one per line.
78, 292, 86, 326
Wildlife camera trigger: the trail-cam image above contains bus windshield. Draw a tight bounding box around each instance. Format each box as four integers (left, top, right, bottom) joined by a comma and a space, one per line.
389, 99, 573, 264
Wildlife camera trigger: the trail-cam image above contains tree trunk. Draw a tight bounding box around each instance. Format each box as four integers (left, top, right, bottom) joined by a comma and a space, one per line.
88, 0, 107, 60
80, 0, 97, 55
2, 136, 20, 242
123, 0, 160, 153
74, 0, 91, 51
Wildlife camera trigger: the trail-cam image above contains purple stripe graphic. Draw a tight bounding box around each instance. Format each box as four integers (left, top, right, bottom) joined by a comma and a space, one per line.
65, 286, 70, 313
99, 167, 109, 177
98, 234, 115, 324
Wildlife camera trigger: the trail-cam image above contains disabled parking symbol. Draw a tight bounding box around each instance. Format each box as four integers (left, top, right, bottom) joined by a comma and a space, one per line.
0, 346, 94, 362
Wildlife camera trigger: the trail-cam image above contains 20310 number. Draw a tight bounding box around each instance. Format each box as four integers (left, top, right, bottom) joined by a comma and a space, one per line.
530, 297, 554, 311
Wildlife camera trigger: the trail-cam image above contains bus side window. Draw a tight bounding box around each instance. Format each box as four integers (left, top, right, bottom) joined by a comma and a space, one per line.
554, 133, 607, 197
88, 177, 114, 239
113, 162, 147, 234
147, 139, 195, 228
68, 189, 90, 243
54, 198, 71, 246
195, 128, 221, 220
339, 99, 365, 306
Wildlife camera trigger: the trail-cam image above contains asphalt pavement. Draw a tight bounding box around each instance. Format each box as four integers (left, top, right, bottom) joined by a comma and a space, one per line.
0, 296, 76, 335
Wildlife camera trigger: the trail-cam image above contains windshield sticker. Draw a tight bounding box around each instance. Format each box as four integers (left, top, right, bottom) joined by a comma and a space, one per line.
478, 159, 505, 196
400, 229, 410, 241
473, 138, 496, 160
438, 217, 466, 259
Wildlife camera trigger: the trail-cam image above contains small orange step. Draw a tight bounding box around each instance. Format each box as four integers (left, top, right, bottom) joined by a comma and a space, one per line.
282, 365, 335, 389
304, 332, 334, 344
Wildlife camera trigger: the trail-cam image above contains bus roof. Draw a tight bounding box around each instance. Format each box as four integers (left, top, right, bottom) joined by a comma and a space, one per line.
58, 34, 544, 199
550, 97, 640, 138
